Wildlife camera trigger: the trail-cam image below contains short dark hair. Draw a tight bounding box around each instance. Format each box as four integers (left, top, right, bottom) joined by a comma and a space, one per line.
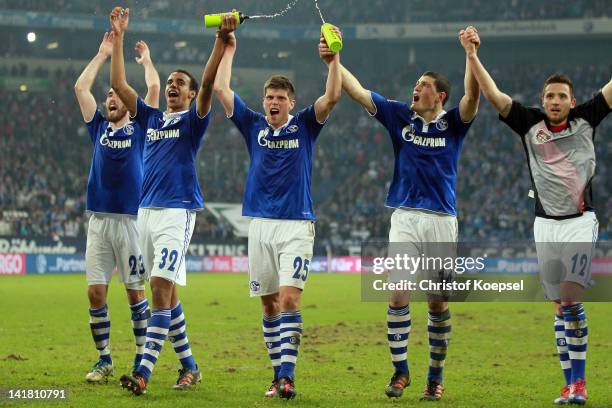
422, 71, 451, 106
173, 69, 198, 91
263, 75, 295, 98
542, 73, 574, 97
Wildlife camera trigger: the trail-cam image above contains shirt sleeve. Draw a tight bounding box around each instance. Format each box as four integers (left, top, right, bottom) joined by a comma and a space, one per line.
571, 92, 611, 128
449, 107, 474, 138
132, 97, 155, 130
189, 102, 211, 143
298, 104, 324, 141
85, 110, 105, 144
230, 93, 262, 139
370, 91, 402, 132
499, 100, 543, 137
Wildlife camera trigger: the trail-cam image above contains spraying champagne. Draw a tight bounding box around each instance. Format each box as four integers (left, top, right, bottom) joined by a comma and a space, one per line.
204, 11, 249, 28
321, 23, 342, 52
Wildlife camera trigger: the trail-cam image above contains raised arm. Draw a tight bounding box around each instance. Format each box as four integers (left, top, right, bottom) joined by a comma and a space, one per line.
463, 28, 513, 118
213, 30, 236, 117
338, 63, 375, 114
196, 14, 235, 117
458, 26, 480, 122
318, 34, 373, 114
74, 32, 113, 122
602, 78, 612, 109
135, 40, 161, 108
314, 29, 342, 123
109, 7, 138, 116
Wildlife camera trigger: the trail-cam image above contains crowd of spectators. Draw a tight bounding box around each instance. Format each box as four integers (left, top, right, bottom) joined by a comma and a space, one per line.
0, 65, 88, 238
2, 0, 610, 23
0, 43, 610, 250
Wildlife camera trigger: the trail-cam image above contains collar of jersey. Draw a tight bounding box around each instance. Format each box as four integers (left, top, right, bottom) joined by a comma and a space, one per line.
410, 109, 447, 124
163, 110, 188, 121
107, 121, 133, 133
267, 114, 294, 136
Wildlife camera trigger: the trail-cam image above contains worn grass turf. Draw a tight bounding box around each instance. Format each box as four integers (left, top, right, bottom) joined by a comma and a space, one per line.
1, 273, 611, 407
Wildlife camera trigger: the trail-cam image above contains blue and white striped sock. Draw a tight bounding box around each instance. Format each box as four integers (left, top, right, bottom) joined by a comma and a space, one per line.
137, 308, 171, 381
89, 305, 112, 365
278, 311, 302, 380
387, 305, 411, 375
562, 303, 587, 383
129, 299, 150, 369
427, 309, 451, 383
554, 313, 572, 385
169, 302, 197, 370
263, 314, 282, 380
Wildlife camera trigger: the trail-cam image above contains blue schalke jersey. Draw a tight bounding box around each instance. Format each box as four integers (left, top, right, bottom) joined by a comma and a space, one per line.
230, 93, 324, 220
371, 91, 474, 216
132, 97, 211, 210
85, 110, 144, 215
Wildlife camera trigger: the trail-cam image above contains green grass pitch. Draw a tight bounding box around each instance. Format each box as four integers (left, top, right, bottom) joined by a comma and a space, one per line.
1, 273, 611, 407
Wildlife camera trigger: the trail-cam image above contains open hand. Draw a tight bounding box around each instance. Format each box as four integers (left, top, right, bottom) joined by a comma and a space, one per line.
134, 40, 151, 65
98, 31, 114, 57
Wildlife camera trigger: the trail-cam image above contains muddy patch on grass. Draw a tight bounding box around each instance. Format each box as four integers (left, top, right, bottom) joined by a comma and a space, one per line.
1, 354, 29, 361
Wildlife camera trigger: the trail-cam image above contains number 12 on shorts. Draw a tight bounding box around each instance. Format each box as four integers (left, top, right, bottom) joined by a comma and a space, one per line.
292, 256, 310, 282
570, 253, 589, 276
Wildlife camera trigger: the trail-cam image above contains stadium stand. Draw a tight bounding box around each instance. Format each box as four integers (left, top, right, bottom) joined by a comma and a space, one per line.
1, 0, 610, 23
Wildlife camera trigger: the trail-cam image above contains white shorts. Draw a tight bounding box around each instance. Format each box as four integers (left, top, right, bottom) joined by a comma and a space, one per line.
248, 218, 315, 297
388, 208, 458, 285
86, 213, 145, 290
138, 208, 196, 286
534, 212, 598, 300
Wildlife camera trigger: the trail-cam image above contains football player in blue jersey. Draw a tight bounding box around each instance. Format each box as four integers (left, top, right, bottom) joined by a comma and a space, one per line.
74, 31, 160, 383
213, 16, 342, 399
108, 7, 234, 395
462, 28, 612, 406
322, 27, 481, 400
